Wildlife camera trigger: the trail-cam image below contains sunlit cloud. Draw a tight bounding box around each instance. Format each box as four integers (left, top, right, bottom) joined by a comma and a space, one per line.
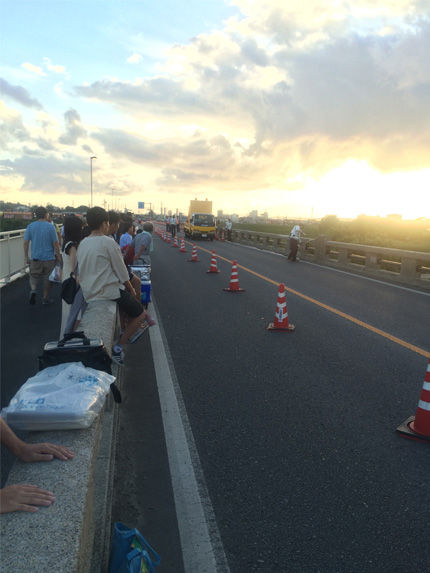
21, 62, 46, 77
127, 53, 143, 64
1, 0, 429, 218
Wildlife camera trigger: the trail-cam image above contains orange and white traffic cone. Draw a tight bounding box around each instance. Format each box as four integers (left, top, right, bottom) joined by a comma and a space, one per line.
180, 238, 186, 252
207, 251, 220, 273
188, 243, 199, 262
397, 359, 430, 442
167, 234, 171, 244
223, 261, 245, 292
266, 283, 295, 332
172, 236, 179, 248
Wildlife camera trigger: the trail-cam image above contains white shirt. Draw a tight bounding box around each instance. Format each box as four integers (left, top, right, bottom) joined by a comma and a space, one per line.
290, 225, 301, 239
77, 235, 129, 302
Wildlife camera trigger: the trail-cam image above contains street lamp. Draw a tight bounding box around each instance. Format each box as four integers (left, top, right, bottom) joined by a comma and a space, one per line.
90, 156, 97, 207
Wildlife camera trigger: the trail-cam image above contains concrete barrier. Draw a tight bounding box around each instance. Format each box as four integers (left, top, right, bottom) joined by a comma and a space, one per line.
1, 300, 120, 572
230, 230, 430, 290
0, 369, 120, 572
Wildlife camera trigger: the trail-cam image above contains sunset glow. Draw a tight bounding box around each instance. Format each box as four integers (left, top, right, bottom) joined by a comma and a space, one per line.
1, 1, 429, 219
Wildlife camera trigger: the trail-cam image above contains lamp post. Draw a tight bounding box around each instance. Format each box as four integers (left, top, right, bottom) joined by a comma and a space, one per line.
90, 156, 97, 207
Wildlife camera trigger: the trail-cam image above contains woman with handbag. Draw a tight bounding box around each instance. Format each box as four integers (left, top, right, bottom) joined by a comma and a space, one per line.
59, 215, 83, 338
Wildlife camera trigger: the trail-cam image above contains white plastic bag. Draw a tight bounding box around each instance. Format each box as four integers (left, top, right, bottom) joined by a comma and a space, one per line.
49, 263, 62, 283
1, 362, 115, 430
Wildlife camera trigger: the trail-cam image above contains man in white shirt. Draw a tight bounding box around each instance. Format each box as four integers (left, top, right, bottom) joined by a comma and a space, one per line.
288, 224, 302, 262
77, 207, 146, 364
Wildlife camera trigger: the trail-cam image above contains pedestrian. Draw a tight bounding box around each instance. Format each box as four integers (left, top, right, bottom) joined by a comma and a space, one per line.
169, 215, 176, 237
59, 214, 83, 338
107, 210, 120, 243
77, 207, 147, 365
225, 218, 232, 241
288, 223, 302, 262
131, 222, 153, 265
24, 206, 62, 305
119, 222, 134, 253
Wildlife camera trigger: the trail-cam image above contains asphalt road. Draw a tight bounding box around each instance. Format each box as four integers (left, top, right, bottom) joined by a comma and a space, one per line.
149, 233, 430, 573
1, 276, 63, 486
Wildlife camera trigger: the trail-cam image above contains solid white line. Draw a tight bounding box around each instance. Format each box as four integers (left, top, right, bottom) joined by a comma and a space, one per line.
149, 297, 230, 573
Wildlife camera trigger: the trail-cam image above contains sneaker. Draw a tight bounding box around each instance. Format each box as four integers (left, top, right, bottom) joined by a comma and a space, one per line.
111, 347, 125, 365
129, 323, 149, 344
29, 292, 36, 305
42, 298, 54, 305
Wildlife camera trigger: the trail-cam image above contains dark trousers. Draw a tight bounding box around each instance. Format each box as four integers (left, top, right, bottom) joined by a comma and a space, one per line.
288, 238, 298, 261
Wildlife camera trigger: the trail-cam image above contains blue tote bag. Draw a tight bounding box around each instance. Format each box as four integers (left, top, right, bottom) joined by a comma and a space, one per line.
109, 522, 161, 573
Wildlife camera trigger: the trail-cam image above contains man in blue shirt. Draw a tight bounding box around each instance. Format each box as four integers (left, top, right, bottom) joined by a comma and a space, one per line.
24, 206, 61, 305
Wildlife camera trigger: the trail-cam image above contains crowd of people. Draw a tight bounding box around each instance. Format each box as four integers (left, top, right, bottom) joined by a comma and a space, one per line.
23, 206, 155, 363
0, 206, 155, 514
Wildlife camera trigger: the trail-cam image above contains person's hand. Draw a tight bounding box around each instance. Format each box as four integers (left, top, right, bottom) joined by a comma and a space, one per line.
17, 442, 75, 463
0, 484, 55, 513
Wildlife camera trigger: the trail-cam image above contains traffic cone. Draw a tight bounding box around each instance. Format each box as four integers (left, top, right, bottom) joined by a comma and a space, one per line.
207, 251, 220, 273
167, 234, 171, 244
180, 238, 186, 252
172, 236, 179, 248
223, 261, 245, 292
267, 283, 295, 332
188, 243, 199, 262
397, 359, 430, 442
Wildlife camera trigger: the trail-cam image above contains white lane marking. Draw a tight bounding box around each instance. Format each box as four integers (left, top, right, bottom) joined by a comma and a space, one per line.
149, 297, 230, 573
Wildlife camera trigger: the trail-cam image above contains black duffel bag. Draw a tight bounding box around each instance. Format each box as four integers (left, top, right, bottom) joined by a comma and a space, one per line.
38, 331, 121, 403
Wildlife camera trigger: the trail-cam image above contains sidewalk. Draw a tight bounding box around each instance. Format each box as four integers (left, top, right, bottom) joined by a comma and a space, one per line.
111, 329, 185, 572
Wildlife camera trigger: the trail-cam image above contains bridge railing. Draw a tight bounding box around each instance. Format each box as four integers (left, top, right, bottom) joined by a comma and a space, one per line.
0, 230, 27, 283
230, 229, 430, 289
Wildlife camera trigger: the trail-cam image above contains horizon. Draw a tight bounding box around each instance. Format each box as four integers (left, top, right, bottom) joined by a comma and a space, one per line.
2, 199, 429, 224
1, 1, 429, 220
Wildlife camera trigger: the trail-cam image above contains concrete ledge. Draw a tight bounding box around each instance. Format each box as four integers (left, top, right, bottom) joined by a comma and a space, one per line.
0, 366, 121, 573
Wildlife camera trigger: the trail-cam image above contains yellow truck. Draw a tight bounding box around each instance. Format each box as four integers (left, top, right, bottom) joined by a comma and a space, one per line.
183, 199, 216, 240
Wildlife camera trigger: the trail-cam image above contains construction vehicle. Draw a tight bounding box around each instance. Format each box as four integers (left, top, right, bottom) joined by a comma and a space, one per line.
183, 199, 216, 240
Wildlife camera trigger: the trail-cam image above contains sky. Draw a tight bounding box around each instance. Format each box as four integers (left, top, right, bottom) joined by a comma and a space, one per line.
1, 0, 429, 220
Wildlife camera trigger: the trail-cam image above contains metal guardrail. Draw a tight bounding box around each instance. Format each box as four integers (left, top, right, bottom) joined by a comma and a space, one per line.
230, 229, 430, 289
0, 230, 27, 283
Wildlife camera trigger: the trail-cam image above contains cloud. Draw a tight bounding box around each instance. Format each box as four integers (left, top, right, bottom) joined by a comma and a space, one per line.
21, 62, 46, 77
3, 0, 430, 212
0, 103, 30, 148
43, 57, 67, 75
127, 53, 143, 64
59, 108, 87, 145
0, 154, 88, 196
0, 78, 43, 109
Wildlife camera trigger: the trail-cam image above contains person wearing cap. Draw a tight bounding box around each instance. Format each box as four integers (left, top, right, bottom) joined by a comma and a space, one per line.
288, 224, 302, 262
